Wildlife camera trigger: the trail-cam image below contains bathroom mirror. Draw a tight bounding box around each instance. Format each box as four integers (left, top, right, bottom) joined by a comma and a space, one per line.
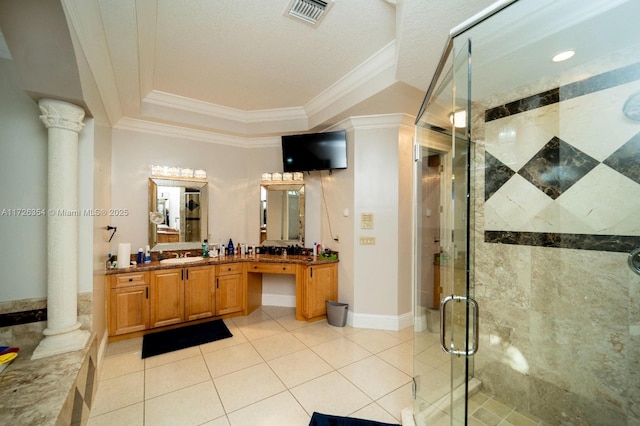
148, 178, 208, 250
260, 183, 304, 245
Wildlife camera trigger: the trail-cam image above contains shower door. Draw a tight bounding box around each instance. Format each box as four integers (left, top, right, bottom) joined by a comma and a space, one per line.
413, 38, 475, 424
416, 0, 640, 424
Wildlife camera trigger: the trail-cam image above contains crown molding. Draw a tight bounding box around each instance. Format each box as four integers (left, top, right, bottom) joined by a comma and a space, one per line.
114, 117, 281, 148
338, 113, 415, 130
144, 90, 308, 123
64, 1, 404, 137
139, 41, 398, 136
304, 40, 397, 118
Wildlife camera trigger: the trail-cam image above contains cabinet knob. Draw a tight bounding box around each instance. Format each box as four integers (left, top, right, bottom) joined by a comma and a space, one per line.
128, 278, 133, 282
283, 267, 286, 271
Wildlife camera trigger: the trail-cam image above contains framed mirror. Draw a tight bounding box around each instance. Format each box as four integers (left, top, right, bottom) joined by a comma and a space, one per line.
148, 178, 208, 249
260, 183, 304, 245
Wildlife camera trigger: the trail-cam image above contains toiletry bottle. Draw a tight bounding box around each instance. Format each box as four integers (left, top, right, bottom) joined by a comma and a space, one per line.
137, 248, 144, 264
228, 238, 234, 256
145, 245, 151, 263
202, 239, 209, 257
313, 242, 317, 256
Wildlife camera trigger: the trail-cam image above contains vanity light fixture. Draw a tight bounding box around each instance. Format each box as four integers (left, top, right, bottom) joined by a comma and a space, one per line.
150, 164, 207, 181
552, 50, 575, 62
261, 171, 304, 185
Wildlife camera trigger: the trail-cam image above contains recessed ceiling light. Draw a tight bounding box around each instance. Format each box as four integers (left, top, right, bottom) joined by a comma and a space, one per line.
552, 50, 575, 62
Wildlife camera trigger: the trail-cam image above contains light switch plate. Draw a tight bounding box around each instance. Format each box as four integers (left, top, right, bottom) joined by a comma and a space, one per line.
359, 236, 376, 245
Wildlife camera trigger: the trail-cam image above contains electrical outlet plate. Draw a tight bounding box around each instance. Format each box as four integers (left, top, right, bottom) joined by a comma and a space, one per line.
359, 236, 375, 245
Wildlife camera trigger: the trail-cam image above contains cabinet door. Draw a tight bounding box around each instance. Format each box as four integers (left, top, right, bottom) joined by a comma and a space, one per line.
150, 268, 185, 328
185, 266, 215, 321
216, 273, 244, 316
306, 264, 338, 319
108, 285, 149, 336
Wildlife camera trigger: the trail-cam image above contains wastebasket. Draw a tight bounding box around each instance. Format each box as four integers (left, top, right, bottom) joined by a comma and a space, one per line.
326, 300, 348, 327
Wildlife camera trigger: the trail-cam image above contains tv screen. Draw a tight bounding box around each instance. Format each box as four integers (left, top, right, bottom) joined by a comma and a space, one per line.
282, 130, 347, 172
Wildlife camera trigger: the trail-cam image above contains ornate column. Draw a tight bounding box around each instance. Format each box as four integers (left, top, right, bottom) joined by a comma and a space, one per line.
32, 99, 90, 360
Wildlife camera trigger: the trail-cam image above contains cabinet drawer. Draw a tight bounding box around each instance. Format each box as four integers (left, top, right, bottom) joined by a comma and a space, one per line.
111, 272, 149, 288
249, 263, 295, 274
217, 263, 243, 276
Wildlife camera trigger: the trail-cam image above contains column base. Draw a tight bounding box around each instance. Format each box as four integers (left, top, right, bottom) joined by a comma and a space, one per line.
31, 328, 91, 360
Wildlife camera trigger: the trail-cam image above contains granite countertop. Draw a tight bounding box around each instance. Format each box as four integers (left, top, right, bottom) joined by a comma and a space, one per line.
0, 335, 94, 425
105, 253, 338, 274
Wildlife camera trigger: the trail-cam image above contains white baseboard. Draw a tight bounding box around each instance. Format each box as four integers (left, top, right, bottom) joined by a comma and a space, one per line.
414, 313, 427, 333
261, 293, 296, 307
349, 310, 413, 331
97, 328, 109, 369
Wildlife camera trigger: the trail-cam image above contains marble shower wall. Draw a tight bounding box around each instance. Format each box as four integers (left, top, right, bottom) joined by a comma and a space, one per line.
472, 60, 640, 424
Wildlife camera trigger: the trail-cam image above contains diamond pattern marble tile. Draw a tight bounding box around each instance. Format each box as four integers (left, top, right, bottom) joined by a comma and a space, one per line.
517, 136, 599, 200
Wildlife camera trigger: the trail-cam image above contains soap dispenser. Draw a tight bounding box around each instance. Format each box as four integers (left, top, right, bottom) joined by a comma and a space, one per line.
227, 238, 234, 256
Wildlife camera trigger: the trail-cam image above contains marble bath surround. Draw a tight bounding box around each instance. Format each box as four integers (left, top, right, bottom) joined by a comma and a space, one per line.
473, 59, 640, 424
0, 333, 97, 425
0, 294, 96, 425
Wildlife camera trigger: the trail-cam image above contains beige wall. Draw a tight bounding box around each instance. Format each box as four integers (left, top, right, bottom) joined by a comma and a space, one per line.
109, 128, 282, 252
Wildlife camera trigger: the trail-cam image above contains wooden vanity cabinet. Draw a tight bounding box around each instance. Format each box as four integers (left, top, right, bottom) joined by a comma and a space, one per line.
150, 265, 215, 328
301, 263, 338, 320
108, 272, 150, 336
107, 258, 338, 339
216, 263, 244, 315
150, 268, 184, 328
185, 266, 216, 321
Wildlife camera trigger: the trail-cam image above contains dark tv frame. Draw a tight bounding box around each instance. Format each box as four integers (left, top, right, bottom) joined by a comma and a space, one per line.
281, 130, 347, 173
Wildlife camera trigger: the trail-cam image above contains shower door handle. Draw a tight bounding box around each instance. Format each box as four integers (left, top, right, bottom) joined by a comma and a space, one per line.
440, 294, 479, 356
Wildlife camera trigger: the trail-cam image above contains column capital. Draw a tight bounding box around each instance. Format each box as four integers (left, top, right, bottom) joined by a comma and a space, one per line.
39, 99, 86, 133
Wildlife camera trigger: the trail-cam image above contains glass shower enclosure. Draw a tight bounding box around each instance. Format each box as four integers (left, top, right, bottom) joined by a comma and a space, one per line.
413, 0, 640, 424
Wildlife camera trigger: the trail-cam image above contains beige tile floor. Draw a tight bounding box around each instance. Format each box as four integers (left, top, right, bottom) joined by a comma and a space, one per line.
89, 306, 545, 426
88, 306, 414, 426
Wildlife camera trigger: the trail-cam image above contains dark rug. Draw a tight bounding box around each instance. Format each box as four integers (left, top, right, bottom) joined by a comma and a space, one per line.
309, 412, 400, 426
142, 319, 232, 358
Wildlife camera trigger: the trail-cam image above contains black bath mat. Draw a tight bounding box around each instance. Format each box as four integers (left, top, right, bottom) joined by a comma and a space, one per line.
309, 412, 400, 426
142, 319, 232, 358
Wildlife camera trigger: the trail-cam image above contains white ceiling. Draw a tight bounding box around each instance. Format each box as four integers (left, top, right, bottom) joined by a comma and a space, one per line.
55, 0, 497, 140
5, 1, 637, 143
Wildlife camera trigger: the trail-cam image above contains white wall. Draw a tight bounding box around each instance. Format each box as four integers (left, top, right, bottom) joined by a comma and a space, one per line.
0, 58, 48, 302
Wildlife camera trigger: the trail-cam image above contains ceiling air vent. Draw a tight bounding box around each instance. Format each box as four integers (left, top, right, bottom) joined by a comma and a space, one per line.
286, 0, 334, 26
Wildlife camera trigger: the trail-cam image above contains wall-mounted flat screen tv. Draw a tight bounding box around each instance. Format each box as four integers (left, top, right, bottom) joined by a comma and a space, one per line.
282, 130, 347, 172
